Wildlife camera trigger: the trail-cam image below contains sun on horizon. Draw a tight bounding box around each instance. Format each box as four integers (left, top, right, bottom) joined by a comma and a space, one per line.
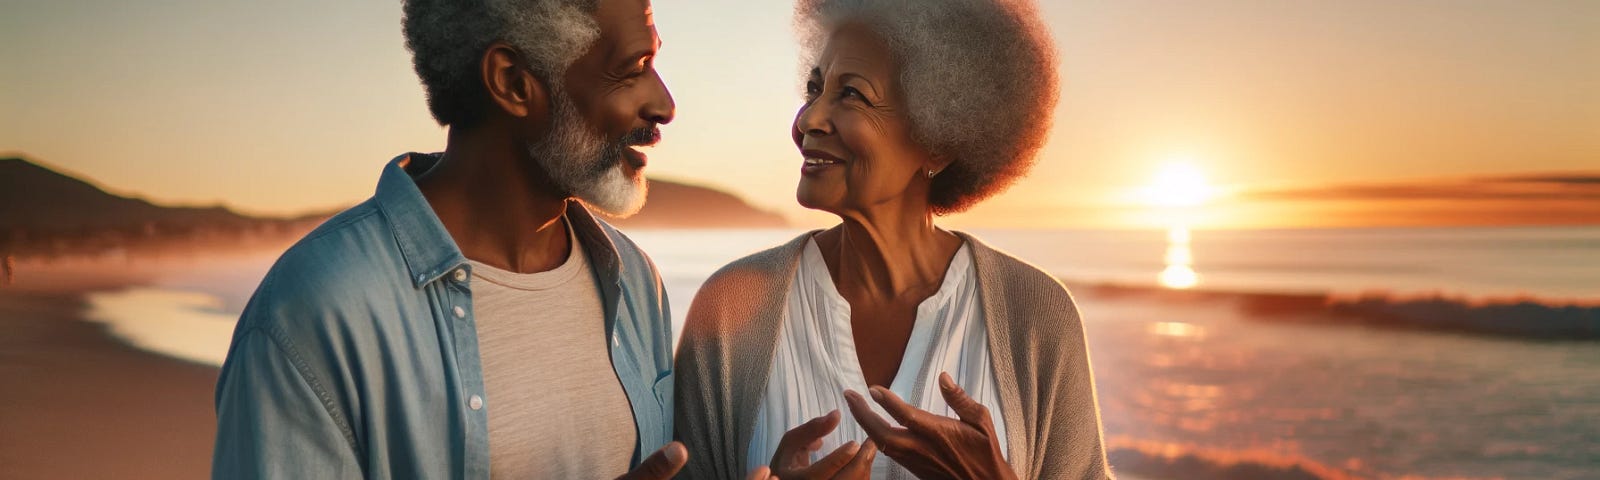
1138, 158, 1216, 208
1139, 158, 1210, 288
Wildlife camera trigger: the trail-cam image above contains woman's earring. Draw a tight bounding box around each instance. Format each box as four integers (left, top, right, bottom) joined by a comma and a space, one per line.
927, 169, 936, 179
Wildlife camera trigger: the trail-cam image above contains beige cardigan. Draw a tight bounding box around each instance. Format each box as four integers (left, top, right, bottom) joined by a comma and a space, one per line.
673, 231, 1113, 480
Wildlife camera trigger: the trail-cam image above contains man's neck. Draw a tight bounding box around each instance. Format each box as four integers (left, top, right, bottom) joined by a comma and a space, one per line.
415, 126, 572, 274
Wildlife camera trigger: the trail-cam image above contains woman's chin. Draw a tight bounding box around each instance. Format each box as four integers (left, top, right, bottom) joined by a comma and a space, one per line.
795, 189, 840, 214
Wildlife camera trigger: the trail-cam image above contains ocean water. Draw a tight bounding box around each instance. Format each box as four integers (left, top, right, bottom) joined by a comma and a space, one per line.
82, 226, 1600, 479
948, 226, 1595, 301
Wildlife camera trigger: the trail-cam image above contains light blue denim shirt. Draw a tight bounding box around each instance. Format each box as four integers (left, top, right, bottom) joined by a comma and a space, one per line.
213, 153, 675, 479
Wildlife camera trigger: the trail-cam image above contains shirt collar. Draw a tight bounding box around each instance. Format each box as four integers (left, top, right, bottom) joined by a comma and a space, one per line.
377, 153, 469, 288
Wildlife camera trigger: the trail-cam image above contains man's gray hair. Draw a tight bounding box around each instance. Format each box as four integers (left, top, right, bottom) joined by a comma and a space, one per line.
797, 0, 1060, 214
403, 0, 601, 126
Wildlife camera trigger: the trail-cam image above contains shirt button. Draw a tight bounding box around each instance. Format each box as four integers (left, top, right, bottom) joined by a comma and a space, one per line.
468, 395, 483, 411
453, 269, 467, 282
453, 306, 466, 318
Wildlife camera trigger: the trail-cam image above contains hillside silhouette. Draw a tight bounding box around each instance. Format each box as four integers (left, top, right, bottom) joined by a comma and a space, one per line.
0, 157, 314, 233
0, 155, 787, 258
0, 156, 329, 257
609, 178, 789, 228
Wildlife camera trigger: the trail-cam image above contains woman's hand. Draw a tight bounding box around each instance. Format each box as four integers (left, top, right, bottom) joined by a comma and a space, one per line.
843, 372, 1016, 480
769, 410, 877, 479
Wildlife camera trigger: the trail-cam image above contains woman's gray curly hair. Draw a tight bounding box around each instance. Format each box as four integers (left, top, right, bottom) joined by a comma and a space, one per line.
403, 0, 601, 127
797, 0, 1060, 214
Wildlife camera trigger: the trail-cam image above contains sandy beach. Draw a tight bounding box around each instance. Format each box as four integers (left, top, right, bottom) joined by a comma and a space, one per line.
0, 273, 219, 479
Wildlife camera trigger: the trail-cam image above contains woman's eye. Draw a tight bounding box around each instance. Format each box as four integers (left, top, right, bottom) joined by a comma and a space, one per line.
842, 87, 870, 104
805, 81, 823, 97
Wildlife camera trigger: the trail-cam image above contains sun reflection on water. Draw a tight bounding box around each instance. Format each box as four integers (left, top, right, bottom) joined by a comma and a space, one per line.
1149, 321, 1204, 338
1159, 225, 1200, 289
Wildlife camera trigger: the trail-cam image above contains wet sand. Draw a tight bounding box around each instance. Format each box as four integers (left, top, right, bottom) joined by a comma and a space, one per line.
0, 283, 218, 479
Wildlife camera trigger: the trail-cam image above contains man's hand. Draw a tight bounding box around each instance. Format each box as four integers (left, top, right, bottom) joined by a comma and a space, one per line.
842, 373, 1016, 480
768, 410, 876, 479
617, 442, 688, 480
615, 440, 777, 480
746, 466, 779, 480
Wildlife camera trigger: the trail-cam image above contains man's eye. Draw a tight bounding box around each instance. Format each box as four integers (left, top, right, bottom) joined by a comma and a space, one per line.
626, 58, 652, 77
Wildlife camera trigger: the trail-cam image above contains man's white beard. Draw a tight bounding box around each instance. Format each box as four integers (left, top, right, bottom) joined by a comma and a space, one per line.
579, 164, 647, 217
526, 89, 648, 217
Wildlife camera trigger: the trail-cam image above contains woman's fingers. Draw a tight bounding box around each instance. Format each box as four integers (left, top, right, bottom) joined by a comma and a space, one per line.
771, 410, 842, 468
789, 409, 843, 445
843, 389, 915, 454
793, 441, 859, 478
866, 386, 937, 434
832, 439, 877, 479
938, 372, 993, 429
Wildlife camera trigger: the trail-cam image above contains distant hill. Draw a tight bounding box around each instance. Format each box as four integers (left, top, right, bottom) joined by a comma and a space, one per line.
0, 157, 297, 233
0, 156, 327, 257
608, 178, 789, 228
0, 155, 787, 256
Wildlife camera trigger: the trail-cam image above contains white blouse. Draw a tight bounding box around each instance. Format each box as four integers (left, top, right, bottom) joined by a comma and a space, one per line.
746, 238, 1008, 479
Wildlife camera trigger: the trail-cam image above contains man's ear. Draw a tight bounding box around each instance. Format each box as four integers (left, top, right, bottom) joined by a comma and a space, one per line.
480, 41, 549, 120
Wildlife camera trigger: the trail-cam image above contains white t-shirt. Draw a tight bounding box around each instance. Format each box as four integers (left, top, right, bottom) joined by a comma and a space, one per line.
470, 223, 637, 479
746, 238, 1007, 479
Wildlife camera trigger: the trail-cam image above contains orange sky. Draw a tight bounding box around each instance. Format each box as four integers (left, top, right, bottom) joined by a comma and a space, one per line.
2, 0, 1597, 229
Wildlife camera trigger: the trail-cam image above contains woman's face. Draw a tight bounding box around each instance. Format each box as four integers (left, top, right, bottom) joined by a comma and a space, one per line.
793, 23, 938, 217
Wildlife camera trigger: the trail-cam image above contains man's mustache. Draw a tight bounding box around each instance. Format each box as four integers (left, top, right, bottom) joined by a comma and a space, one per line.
622, 125, 661, 147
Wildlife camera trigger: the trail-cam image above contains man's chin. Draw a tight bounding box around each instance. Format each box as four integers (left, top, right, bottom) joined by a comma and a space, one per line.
575, 165, 648, 218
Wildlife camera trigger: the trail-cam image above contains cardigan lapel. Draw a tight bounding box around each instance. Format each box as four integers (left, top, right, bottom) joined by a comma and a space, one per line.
956, 231, 1035, 477
727, 231, 818, 474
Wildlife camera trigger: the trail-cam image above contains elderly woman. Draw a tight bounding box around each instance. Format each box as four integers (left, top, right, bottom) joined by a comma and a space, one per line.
675, 0, 1112, 478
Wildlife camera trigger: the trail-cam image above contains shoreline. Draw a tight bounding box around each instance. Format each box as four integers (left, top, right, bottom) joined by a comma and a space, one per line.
0, 286, 219, 479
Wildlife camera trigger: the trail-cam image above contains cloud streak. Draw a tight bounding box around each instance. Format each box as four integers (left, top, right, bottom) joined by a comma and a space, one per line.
1242, 172, 1600, 202
1214, 171, 1600, 227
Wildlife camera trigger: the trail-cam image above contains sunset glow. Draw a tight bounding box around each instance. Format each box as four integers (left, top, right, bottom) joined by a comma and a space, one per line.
1140, 160, 1215, 208
2, 1, 1597, 230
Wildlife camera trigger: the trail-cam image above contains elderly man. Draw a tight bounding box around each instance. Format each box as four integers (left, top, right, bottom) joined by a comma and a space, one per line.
211, 1, 768, 479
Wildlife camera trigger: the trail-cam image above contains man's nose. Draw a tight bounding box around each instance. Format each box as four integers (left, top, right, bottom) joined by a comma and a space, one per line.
642, 71, 675, 125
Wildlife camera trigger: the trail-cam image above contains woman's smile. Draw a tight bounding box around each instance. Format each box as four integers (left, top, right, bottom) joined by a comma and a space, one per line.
800, 148, 846, 176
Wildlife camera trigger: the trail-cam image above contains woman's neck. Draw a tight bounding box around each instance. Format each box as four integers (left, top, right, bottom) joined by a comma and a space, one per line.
821, 204, 961, 301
